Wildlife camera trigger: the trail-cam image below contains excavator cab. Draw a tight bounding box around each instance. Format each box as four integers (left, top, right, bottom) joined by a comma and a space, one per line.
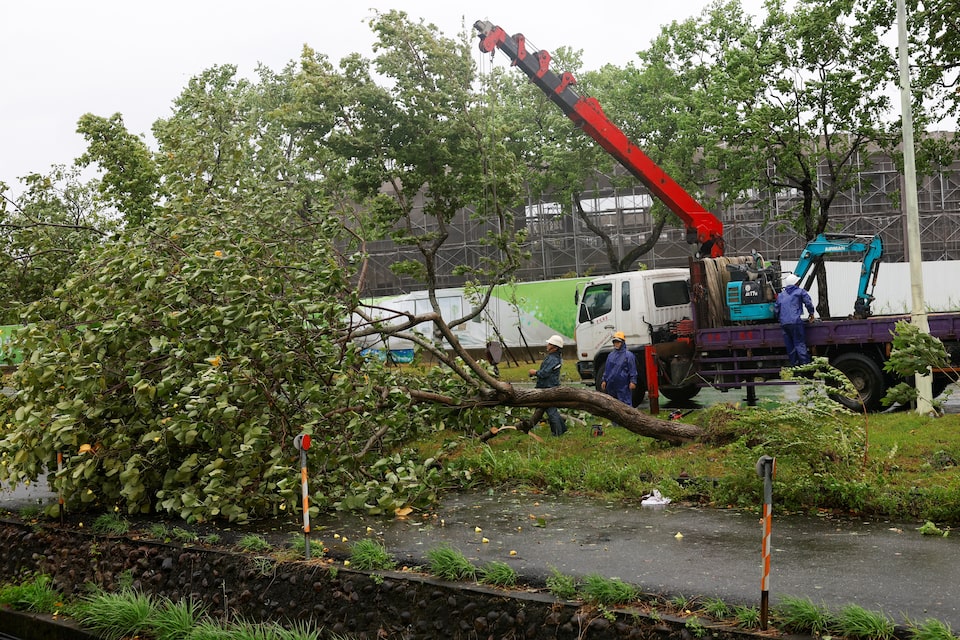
725, 255, 782, 322
725, 234, 883, 323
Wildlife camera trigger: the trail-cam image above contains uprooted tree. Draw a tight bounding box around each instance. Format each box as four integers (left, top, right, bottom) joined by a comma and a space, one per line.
0, 11, 697, 525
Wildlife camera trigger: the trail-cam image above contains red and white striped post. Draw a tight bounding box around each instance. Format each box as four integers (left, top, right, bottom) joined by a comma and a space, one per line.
756, 455, 776, 630
294, 433, 313, 559
643, 347, 659, 415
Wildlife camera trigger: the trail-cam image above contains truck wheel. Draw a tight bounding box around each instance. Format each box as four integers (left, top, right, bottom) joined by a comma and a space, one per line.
659, 384, 701, 403
829, 353, 885, 412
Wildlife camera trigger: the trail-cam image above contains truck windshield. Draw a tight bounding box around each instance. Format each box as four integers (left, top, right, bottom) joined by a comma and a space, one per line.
578, 284, 613, 323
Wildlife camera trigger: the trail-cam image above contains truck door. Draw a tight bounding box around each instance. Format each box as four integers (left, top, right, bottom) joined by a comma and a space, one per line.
576, 280, 616, 360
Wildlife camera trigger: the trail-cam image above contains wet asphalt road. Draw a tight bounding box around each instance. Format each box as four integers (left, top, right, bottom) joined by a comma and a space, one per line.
353, 491, 960, 629
3, 480, 958, 628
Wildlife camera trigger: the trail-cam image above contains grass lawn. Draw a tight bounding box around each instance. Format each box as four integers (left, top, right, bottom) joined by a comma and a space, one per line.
419, 376, 960, 525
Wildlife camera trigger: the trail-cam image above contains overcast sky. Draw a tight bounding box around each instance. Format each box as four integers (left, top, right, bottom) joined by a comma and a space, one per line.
1, 1, 764, 195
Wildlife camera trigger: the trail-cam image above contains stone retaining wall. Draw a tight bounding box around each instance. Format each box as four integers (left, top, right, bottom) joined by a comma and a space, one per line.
0, 519, 765, 639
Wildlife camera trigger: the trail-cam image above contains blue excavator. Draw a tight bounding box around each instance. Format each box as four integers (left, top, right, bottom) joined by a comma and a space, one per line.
726, 233, 883, 321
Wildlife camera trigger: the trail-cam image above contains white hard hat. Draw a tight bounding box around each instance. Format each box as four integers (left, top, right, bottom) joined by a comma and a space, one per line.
546, 335, 564, 348
783, 273, 800, 287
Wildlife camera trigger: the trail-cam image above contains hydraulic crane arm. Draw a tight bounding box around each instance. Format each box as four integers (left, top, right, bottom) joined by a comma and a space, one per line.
794, 233, 883, 318
474, 20, 725, 258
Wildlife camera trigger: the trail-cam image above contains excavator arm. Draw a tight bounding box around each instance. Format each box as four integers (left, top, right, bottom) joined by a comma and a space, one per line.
794, 233, 883, 318
474, 20, 725, 258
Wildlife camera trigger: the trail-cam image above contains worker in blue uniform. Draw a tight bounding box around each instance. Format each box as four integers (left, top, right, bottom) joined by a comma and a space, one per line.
523, 335, 568, 436
600, 331, 638, 406
775, 273, 817, 366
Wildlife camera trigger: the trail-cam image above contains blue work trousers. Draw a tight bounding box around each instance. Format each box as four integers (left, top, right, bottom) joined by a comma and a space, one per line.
781, 322, 811, 366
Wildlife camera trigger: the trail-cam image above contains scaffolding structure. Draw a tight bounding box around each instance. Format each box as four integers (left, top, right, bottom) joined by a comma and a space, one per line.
360, 152, 960, 297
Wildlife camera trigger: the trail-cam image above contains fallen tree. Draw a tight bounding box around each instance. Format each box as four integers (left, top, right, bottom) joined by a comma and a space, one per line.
356, 309, 704, 444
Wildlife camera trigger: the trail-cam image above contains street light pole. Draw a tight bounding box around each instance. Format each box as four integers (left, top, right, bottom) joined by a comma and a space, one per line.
896, 0, 934, 414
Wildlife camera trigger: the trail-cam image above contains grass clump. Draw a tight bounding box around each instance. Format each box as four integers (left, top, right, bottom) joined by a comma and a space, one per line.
149, 597, 206, 640
545, 567, 578, 600
733, 605, 762, 629
147, 523, 169, 539
73, 590, 157, 640
479, 561, 518, 587
92, 512, 130, 535
701, 596, 729, 619
18, 505, 42, 519
171, 527, 198, 543
425, 544, 476, 581
289, 534, 325, 558
181, 619, 235, 639
349, 539, 395, 570
837, 604, 896, 640
910, 618, 956, 640
237, 533, 272, 552
580, 574, 637, 605
774, 594, 834, 635
0, 574, 62, 613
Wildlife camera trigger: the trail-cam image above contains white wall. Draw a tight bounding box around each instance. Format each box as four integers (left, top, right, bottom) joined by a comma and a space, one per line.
782, 260, 960, 316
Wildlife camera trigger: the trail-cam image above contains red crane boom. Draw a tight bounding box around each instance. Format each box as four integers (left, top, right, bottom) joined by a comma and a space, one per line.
475, 20, 725, 258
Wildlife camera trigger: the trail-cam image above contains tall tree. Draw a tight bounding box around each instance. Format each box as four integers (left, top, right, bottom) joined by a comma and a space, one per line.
75, 113, 162, 227
644, 0, 899, 316
897, 0, 960, 126
0, 167, 114, 324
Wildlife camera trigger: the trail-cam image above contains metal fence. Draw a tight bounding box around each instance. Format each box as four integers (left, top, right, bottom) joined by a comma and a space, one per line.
359, 153, 960, 297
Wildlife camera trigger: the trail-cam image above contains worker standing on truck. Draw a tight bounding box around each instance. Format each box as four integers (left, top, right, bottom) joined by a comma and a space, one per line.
523, 335, 568, 436
775, 274, 817, 366
600, 331, 638, 406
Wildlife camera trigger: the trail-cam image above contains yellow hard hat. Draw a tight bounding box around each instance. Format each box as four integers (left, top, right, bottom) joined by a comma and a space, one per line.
613, 331, 626, 342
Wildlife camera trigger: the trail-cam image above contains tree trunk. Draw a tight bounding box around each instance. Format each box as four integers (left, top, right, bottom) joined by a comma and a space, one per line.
411, 384, 704, 444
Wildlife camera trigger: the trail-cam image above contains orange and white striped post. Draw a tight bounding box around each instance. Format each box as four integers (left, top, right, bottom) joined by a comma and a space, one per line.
756, 455, 776, 630
294, 433, 313, 559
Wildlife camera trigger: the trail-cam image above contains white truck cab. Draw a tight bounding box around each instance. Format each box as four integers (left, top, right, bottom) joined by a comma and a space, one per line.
574, 269, 691, 383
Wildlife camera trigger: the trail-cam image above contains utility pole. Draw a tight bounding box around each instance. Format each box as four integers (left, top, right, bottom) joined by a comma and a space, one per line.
897, 0, 934, 415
